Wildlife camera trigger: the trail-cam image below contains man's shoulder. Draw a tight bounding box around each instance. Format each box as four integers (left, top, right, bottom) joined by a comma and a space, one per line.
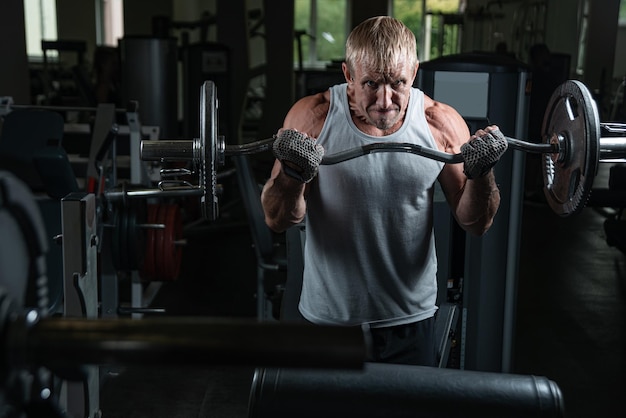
299, 89, 332, 107
422, 93, 462, 123
293, 90, 331, 118
284, 90, 331, 137
421, 93, 469, 150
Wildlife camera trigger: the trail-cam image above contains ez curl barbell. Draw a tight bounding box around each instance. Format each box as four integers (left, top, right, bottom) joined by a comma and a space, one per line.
137, 80, 626, 220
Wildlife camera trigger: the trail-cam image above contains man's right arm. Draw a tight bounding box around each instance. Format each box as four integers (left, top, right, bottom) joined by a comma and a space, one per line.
260, 91, 330, 233
261, 159, 308, 233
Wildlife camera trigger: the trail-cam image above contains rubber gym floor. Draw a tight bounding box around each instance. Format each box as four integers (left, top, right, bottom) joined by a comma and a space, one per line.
99, 162, 626, 418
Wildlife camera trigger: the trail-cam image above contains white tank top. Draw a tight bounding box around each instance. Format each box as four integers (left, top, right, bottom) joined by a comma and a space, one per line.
299, 84, 444, 327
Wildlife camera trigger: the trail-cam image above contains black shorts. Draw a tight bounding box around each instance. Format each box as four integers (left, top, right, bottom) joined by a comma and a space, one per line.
367, 317, 436, 367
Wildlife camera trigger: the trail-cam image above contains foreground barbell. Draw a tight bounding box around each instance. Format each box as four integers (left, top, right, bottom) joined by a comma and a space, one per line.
136, 80, 626, 220
0, 298, 367, 370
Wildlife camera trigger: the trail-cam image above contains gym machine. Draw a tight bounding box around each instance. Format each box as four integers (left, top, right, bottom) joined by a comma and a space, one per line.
0, 98, 173, 416
0, 98, 167, 314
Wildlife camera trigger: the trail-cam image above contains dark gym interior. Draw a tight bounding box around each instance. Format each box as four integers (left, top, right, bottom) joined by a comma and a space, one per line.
1, 1, 626, 418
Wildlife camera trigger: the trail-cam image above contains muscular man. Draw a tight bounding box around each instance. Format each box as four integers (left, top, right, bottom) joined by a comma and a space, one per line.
261, 16, 507, 366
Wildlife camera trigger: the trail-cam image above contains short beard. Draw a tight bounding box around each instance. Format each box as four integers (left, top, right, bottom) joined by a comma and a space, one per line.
374, 119, 393, 130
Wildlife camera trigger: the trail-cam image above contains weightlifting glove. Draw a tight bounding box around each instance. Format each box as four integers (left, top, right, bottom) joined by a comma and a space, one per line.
460, 128, 508, 179
273, 129, 325, 183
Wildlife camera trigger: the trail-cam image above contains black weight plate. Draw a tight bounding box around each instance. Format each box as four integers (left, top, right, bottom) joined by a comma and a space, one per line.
154, 204, 167, 281
140, 204, 158, 281
127, 198, 147, 271
199, 80, 220, 221
542, 80, 600, 216
115, 205, 129, 271
0, 171, 49, 310
161, 204, 182, 281
110, 208, 122, 270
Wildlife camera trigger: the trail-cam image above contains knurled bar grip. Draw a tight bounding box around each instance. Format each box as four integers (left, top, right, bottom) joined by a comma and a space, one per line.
140, 140, 199, 161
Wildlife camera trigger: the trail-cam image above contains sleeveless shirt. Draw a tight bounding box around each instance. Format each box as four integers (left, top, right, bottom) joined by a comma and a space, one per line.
298, 83, 444, 328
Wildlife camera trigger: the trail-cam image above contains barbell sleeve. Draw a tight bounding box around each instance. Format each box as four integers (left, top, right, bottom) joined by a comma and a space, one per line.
600, 137, 626, 161
599, 123, 626, 161
141, 140, 196, 162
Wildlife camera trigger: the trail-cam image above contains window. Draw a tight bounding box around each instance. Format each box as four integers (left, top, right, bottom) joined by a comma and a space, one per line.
294, 0, 347, 69
24, 0, 123, 60
99, 0, 124, 46
294, 0, 462, 68
394, 0, 463, 61
24, 0, 58, 59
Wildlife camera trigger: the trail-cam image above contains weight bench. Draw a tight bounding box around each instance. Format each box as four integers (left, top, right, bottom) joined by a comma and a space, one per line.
248, 362, 564, 418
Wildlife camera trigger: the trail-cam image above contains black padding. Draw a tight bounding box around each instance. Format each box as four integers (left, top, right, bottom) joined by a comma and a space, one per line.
33, 146, 79, 200
248, 363, 564, 418
0, 110, 65, 191
0, 171, 49, 310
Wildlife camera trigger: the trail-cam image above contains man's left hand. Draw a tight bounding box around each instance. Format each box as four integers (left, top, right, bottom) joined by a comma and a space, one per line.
461, 127, 508, 179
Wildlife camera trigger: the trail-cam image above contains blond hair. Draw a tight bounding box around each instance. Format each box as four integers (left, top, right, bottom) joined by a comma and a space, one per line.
345, 16, 418, 74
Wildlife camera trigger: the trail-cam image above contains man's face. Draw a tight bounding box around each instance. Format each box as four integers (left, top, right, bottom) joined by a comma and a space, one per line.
344, 59, 417, 131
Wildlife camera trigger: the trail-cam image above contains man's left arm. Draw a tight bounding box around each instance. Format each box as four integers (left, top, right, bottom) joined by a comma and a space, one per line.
429, 104, 506, 236
446, 166, 502, 236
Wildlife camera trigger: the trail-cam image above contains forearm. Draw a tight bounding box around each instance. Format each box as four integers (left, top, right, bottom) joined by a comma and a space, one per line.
454, 170, 501, 236
261, 162, 307, 233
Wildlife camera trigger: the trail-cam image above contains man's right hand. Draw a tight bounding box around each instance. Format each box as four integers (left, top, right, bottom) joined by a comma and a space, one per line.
272, 129, 325, 183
